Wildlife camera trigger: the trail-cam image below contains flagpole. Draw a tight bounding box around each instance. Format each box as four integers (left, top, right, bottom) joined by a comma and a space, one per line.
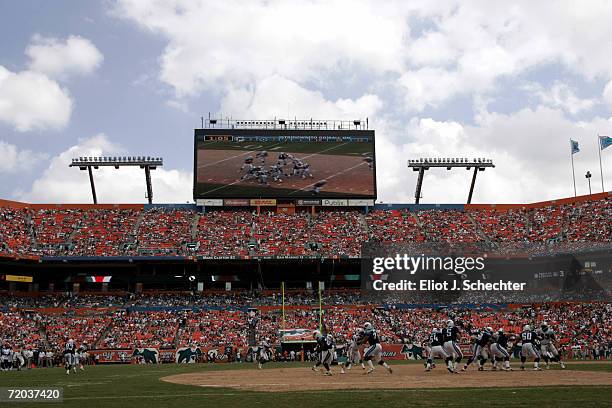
598, 134, 605, 192
571, 139, 577, 197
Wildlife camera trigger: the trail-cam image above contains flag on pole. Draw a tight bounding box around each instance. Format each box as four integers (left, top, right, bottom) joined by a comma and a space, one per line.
570, 139, 580, 154
600, 135, 612, 151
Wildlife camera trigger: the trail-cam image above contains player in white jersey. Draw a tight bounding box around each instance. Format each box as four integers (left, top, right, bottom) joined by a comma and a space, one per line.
76, 342, 88, 371
340, 329, 365, 374
257, 337, 271, 369
536, 322, 566, 369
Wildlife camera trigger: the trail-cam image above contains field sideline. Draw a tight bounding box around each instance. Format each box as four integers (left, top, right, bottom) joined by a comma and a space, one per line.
2, 361, 611, 408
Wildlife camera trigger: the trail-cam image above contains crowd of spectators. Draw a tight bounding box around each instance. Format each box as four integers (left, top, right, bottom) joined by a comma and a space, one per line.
102, 311, 178, 349
0, 207, 33, 255
70, 209, 140, 256
0, 197, 610, 258
0, 292, 609, 362
134, 208, 195, 256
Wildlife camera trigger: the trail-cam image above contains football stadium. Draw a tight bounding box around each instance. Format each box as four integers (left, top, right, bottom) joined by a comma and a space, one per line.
1, 2, 612, 407
1, 117, 611, 407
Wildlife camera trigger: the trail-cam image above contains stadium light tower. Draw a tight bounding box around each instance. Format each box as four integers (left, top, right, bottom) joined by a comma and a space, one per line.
408, 158, 495, 204
69, 156, 163, 204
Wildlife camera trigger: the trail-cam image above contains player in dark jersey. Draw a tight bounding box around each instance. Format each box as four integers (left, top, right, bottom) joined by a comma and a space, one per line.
442, 320, 463, 371
491, 328, 513, 371
64, 339, 77, 375
520, 325, 542, 370
312, 330, 334, 376
362, 322, 393, 374
474, 327, 493, 371
461, 327, 481, 371
425, 328, 454, 373
1, 342, 13, 371
256, 151, 268, 165
311, 180, 327, 195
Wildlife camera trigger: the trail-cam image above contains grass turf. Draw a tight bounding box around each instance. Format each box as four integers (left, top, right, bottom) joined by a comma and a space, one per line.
1, 362, 610, 408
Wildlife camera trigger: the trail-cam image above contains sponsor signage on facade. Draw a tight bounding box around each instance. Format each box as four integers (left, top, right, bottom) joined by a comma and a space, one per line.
296, 199, 321, 206
196, 199, 223, 206
322, 199, 348, 206
348, 199, 374, 206
223, 199, 250, 206
250, 199, 277, 206
2, 275, 33, 283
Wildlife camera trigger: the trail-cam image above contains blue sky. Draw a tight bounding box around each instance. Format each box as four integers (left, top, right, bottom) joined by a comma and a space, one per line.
1, 1, 612, 204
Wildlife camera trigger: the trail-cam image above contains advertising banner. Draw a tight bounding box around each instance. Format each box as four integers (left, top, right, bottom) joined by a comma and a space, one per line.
280, 328, 316, 343
322, 199, 348, 206
250, 199, 277, 206
196, 199, 223, 206
2, 275, 33, 283
89, 349, 133, 364
348, 199, 374, 206
223, 199, 250, 206
297, 199, 321, 206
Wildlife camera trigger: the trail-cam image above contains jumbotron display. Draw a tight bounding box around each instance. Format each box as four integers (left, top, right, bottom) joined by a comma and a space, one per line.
194, 128, 376, 199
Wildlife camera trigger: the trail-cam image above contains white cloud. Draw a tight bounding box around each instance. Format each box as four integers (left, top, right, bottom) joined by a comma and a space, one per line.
0, 35, 101, 132
398, 1, 612, 111
603, 80, 612, 110
19, 134, 193, 203
0, 65, 73, 131
26, 35, 103, 79
113, 1, 612, 112
524, 82, 596, 115
112, 0, 410, 97
220, 75, 382, 120
0, 141, 47, 173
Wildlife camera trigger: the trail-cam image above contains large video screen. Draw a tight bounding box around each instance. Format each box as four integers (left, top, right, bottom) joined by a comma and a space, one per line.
194, 129, 376, 199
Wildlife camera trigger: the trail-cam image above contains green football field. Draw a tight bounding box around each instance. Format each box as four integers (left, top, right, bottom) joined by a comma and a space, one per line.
1, 361, 611, 408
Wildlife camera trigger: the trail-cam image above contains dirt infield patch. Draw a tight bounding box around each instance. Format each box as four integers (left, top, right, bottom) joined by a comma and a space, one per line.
161, 363, 612, 392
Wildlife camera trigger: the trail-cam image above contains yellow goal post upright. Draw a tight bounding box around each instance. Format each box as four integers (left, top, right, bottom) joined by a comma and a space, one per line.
281, 281, 286, 336
319, 281, 323, 333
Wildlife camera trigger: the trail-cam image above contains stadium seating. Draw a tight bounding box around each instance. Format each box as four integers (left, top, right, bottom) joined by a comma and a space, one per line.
0, 196, 610, 362
0, 292, 609, 360
0, 197, 610, 258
